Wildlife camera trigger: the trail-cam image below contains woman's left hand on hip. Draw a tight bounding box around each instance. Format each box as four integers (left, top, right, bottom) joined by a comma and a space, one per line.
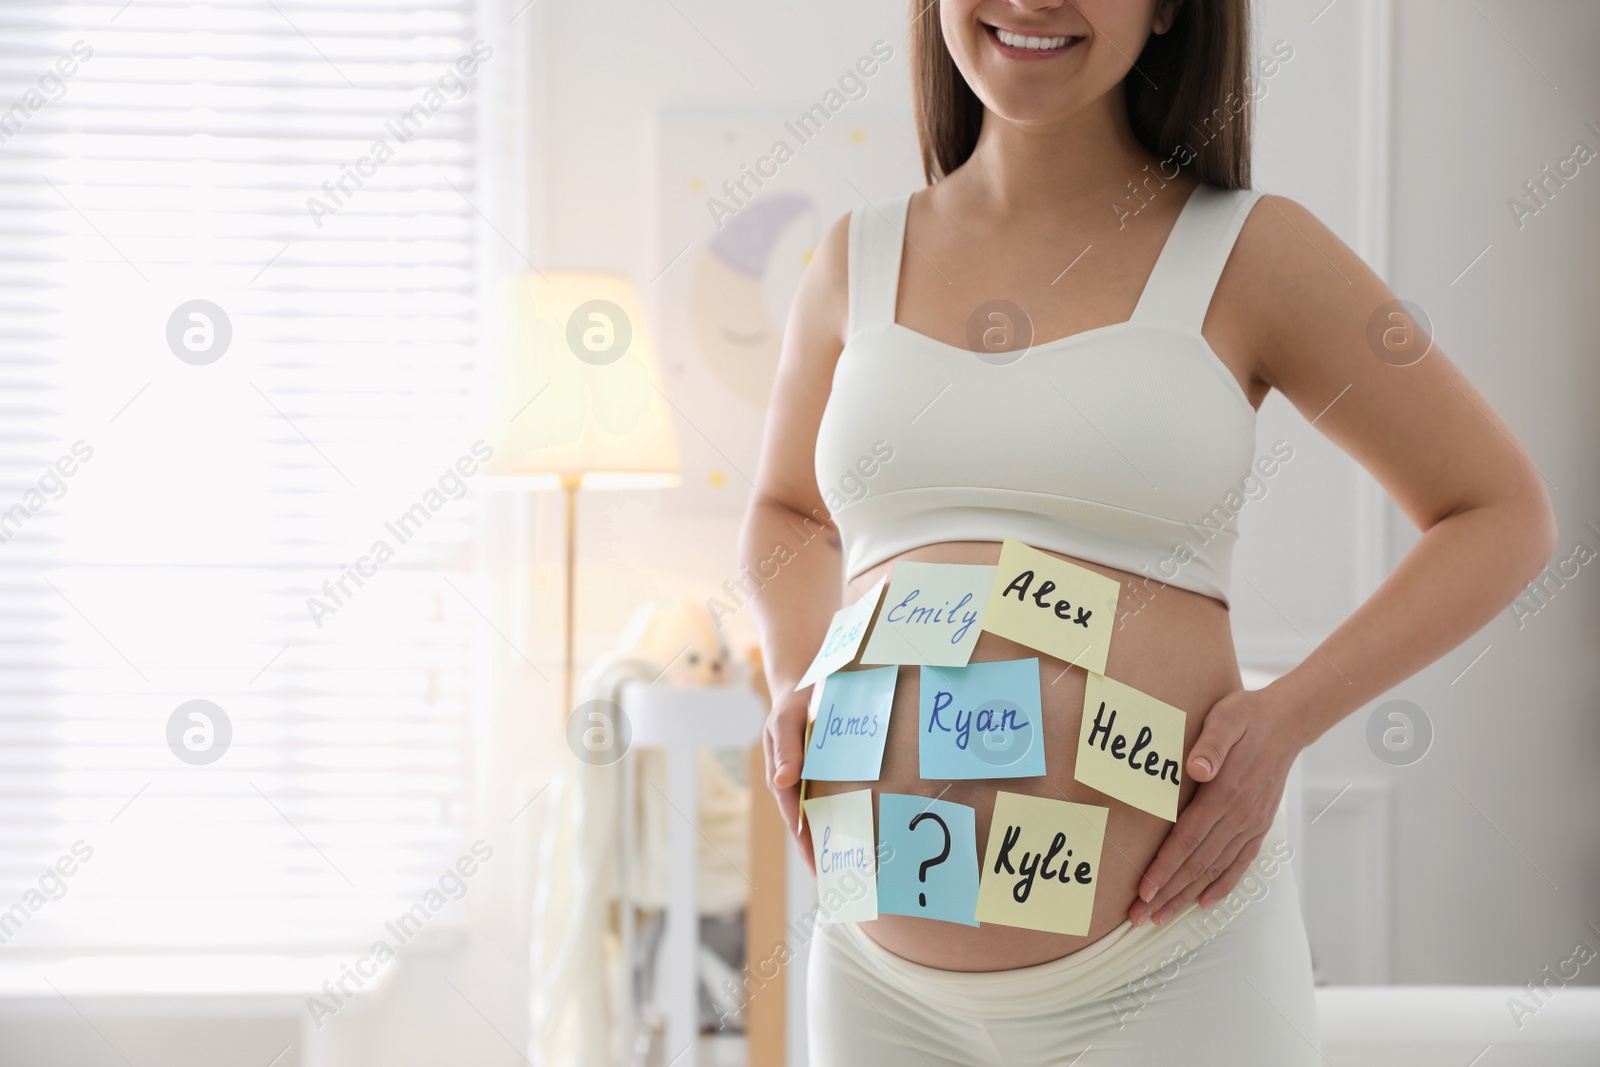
1128, 685, 1307, 927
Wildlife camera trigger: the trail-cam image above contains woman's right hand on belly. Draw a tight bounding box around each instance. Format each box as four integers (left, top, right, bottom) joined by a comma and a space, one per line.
764, 686, 817, 876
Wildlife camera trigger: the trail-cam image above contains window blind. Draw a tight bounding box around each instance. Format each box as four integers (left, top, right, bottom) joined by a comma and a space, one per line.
0, 0, 494, 953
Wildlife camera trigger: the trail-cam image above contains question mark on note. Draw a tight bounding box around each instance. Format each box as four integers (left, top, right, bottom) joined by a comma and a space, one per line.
909, 811, 952, 907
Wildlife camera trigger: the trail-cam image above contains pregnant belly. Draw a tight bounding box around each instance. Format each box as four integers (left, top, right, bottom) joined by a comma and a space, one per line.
804, 540, 1243, 972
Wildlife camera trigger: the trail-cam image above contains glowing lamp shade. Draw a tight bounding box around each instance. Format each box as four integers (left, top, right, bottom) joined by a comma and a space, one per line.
480, 271, 681, 489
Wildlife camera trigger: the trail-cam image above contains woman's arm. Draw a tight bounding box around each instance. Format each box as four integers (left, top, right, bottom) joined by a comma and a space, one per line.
739, 211, 854, 871
1131, 195, 1558, 926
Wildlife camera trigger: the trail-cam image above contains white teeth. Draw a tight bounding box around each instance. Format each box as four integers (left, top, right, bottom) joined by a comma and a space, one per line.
994, 27, 1071, 50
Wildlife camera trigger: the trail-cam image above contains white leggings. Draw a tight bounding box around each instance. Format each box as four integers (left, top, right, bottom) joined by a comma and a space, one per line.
806, 807, 1320, 1066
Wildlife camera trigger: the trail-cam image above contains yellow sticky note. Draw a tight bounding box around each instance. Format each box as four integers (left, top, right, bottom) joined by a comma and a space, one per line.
976, 792, 1107, 936
860, 562, 995, 667
981, 540, 1120, 675
803, 789, 879, 924
1075, 673, 1187, 822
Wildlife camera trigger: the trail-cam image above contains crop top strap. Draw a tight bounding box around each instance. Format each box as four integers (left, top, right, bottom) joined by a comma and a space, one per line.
1130, 186, 1264, 332
847, 192, 911, 338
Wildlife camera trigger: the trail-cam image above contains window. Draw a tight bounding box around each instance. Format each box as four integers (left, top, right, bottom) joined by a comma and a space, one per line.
0, 0, 508, 953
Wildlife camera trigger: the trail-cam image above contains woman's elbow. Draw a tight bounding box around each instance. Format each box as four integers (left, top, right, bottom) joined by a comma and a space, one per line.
1511, 471, 1559, 585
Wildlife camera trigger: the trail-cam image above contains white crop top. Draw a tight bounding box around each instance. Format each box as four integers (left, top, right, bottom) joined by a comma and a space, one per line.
813, 184, 1263, 606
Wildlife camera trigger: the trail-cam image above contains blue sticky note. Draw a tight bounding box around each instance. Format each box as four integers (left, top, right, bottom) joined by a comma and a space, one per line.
878, 793, 980, 925
918, 659, 1045, 779
801, 665, 899, 781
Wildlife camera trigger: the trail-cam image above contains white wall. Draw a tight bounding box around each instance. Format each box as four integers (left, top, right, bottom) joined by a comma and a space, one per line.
1304, 0, 1600, 985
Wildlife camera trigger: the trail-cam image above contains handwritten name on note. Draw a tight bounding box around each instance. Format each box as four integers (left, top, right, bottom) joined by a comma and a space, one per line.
1074, 673, 1187, 822
918, 658, 1045, 780
800, 665, 899, 782
975, 792, 1108, 936
803, 789, 880, 924
796, 576, 888, 691
981, 539, 1121, 675
860, 563, 996, 667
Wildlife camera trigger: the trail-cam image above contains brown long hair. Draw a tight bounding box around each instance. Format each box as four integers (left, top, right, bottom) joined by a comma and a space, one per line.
910, 0, 1253, 189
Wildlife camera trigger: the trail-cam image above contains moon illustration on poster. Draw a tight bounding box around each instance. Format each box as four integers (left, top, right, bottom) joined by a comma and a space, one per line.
689, 191, 817, 408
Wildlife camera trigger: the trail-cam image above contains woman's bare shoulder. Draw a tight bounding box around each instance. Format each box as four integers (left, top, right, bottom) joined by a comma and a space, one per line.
789, 208, 853, 358
1216, 192, 1395, 390
750, 208, 855, 509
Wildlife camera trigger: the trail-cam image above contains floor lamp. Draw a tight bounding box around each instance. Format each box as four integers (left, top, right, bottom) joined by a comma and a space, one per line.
479, 270, 681, 716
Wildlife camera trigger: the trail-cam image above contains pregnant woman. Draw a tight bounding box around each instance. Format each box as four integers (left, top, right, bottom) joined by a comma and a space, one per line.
739, 1, 1555, 1063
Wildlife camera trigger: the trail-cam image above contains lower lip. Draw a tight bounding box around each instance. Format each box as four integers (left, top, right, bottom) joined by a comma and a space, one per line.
985, 25, 1082, 61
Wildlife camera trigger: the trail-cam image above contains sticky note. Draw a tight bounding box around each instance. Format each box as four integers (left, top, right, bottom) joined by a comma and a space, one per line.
803, 789, 879, 924
918, 659, 1045, 780
860, 563, 995, 667
801, 666, 899, 781
878, 794, 980, 925
796, 683, 825, 833
1075, 673, 1188, 822
981, 539, 1121, 675
975, 792, 1108, 936
796, 576, 888, 690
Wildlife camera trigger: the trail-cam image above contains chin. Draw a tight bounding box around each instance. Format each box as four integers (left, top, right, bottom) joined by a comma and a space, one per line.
974, 88, 1095, 129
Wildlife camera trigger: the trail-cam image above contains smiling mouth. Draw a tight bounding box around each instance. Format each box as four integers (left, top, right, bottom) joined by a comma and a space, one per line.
984, 23, 1083, 57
